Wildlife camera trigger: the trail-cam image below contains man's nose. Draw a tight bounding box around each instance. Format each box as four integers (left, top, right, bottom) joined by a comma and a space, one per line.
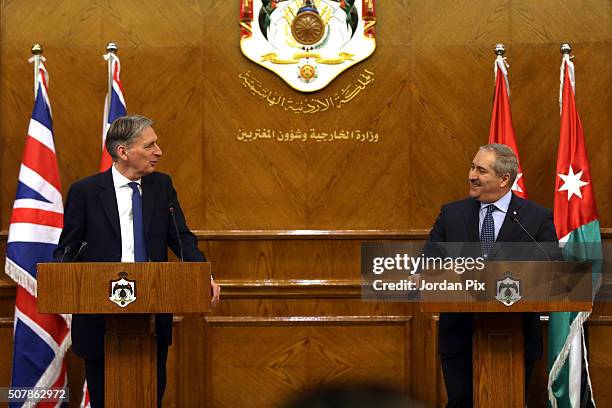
155, 145, 162, 156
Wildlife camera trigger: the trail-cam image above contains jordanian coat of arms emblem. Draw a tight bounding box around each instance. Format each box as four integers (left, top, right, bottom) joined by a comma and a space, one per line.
495, 273, 522, 307
109, 271, 137, 307
240, 0, 377, 92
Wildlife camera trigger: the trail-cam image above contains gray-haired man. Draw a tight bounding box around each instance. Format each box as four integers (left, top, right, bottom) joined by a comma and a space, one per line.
55, 115, 220, 407
425, 144, 560, 407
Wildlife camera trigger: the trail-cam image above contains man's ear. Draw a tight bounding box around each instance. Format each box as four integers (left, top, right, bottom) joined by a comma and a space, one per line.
116, 145, 128, 161
499, 173, 511, 188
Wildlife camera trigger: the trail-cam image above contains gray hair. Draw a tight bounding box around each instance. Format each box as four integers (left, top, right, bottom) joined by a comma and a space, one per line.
105, 115, 154, 161
479, 143, 518, 185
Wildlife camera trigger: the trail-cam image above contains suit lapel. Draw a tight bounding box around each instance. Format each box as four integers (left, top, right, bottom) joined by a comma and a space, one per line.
141, 175, 156, 236
98, 169, 121, 240
464, 198, 480, 242
496, 193, 522, 243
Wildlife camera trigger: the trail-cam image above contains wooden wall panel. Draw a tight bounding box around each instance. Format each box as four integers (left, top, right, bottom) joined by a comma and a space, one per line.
589, 302, 612, 405
0, 0, 206, 228
410, 44, 493, 224
203, 1, 412, 230
0, 0, 610, 407
204, 240, 360, 280
0, 319, 13, 398
206, 320, 410, 407
0, 0, 609, 230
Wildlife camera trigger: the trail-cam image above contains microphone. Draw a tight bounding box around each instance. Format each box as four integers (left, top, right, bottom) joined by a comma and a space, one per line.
169, 204, 184, 262
512, 211, 550, 261
73, 242, 88, 261
59, 245, 71, 262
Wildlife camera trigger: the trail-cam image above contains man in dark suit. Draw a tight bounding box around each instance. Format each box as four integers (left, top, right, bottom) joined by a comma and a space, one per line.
425, 144, 560, 407
54, 115, 220, 408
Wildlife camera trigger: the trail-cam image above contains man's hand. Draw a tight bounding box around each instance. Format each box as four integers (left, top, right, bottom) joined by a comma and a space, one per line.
211, 278, 221, 306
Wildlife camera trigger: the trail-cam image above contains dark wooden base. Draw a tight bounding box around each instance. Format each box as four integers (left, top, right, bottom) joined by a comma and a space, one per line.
105, 315, 157, 408
473, 314, 524, 408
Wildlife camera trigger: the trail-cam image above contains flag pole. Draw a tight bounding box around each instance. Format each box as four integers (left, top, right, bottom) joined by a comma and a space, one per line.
104, 42, 119, 110
494, 43, 505, 55
559, 42, 573, 112
30, 43, 43, 98
560, 42, 572, 55
493, 43, 510, 92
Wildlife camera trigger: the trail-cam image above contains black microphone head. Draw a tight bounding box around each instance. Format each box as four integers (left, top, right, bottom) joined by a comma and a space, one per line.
59, 245, 72, 262
72, 241, 88, 262
168, 203, 176, 213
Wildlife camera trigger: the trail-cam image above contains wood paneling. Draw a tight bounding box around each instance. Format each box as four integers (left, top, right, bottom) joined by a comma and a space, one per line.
0, 1, 609, 229
473, 315, 525, 407
0, 0, 610, 407
205, 318, 410, 407
0, 318, 13, 398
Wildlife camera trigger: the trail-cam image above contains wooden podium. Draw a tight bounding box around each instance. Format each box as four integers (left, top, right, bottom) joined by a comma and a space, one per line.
37, 262, 211, 408
420, 261, 592, 408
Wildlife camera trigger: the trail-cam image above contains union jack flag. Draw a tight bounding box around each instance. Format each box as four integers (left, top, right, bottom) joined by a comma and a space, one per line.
5, 60, 70, 406
99, 51, 127, 171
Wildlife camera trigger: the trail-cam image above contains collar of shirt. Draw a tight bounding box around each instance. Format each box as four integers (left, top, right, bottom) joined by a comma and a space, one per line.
111, 164, 141, 192
479, 189, 512, 215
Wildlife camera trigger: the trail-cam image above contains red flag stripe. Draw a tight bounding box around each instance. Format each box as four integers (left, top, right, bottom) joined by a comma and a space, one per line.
51, 362, 67, 388
16, 287, 69, 345
22, 136, 61, 191
39, 68, 49, 93
10, 208, 63, 229
113, 62, 125, 95
488, 61, 528, 198
99, 148, 113, 172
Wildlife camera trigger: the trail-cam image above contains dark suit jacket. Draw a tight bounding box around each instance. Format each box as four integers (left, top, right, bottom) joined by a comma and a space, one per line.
424, 193, 560, 361
54, 169, 205, 359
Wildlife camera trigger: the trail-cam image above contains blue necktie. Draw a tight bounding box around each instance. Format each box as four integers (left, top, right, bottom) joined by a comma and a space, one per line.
480, 204, 496, 258
128, 182, 147, 262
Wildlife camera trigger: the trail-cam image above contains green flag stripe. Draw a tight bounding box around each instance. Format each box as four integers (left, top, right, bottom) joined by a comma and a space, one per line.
548, 220, 601, 407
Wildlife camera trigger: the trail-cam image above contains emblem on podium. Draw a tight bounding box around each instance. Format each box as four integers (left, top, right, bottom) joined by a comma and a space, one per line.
495, 273, 522, 306
240, 0, 377, 92
109, 271, 137, 307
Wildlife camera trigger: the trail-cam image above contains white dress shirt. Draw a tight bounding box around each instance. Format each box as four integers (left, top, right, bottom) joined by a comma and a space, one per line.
478, 190, 512, 241
111, 164, 142, 262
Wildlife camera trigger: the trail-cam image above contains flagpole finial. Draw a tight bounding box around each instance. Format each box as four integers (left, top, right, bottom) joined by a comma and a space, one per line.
494, 43, 505, 56
31, 43, 43, 55
560, 43, 572, 54
106, 42, 119, 54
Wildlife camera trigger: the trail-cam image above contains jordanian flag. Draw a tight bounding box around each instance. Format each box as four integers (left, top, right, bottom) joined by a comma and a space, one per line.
488, 49, 527, 198
548, 51, 600, 408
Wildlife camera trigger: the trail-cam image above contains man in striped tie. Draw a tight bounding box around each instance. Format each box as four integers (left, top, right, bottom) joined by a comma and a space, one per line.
424, 144, 560, 407
55, 115, 220, 407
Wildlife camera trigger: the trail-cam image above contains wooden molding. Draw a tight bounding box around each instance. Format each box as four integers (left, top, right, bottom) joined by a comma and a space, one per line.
219, 279, 362, 298
204, 315, 413, 325
2, 229, 611, 240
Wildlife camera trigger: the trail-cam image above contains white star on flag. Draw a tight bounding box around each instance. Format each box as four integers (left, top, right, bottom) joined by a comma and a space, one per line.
511, 173, 523, 193
558, 164, 589, 200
